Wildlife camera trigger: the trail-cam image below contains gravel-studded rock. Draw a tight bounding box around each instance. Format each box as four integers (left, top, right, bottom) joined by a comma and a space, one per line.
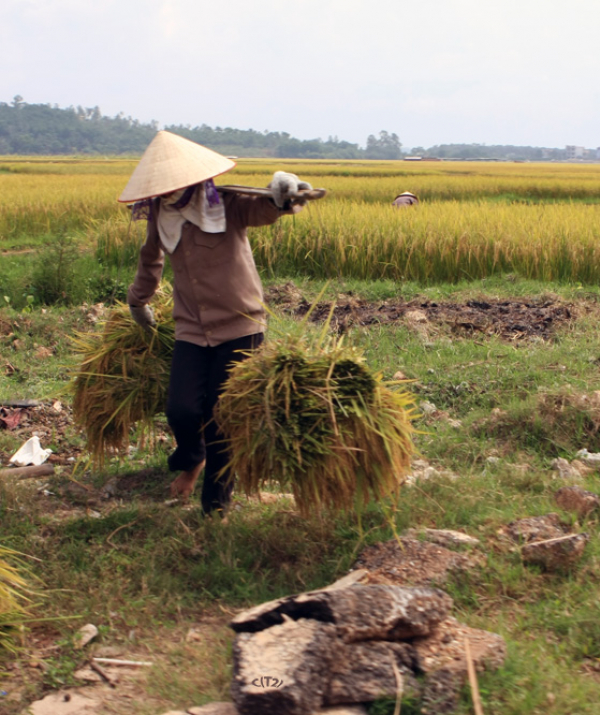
327, 585, 453, 642
420, 669, 461, 715
521, 533, 589, 570
230, 590, 335, 634
412, 616, 507, 674
403, 528, 480, 548
505, 513, 566, 543
555, 485, 600, 517
551, 457, 584, 480
325, 640, 419, 705
231, 584, 452, 642
354, 537, 480, 588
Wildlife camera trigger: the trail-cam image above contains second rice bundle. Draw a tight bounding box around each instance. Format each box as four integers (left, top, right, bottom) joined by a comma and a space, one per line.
0, 547, 31, 654
216, 331, 417, 516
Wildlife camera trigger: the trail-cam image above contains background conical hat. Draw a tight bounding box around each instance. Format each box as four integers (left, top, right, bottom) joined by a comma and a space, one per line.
118, 131, 236, 203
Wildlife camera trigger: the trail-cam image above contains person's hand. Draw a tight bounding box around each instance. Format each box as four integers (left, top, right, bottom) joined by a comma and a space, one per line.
129, 304, 156, 332
268, 171, 312, 208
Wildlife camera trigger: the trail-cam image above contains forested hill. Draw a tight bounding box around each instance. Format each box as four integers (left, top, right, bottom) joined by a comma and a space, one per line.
0, 99, 388, 158
0, 98, 564, 160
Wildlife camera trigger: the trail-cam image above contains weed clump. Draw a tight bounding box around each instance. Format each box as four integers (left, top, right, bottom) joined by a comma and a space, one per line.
473, 389, 600, 457
216, 329, 417, 516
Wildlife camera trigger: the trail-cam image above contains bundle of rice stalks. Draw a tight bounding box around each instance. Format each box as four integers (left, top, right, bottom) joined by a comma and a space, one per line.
216, 326, 417, 517
0, 546, 30, 654
70, 285, 175, 465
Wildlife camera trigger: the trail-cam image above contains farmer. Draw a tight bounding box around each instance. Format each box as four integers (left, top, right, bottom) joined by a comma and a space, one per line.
119, 131, 310, 515
392, 191, 419, 207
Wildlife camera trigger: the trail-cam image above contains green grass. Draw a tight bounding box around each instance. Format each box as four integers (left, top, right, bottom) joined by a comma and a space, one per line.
3, 274, 600, 713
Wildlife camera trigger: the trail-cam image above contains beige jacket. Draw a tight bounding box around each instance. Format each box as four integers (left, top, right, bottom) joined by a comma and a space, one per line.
127, 193, 296, 347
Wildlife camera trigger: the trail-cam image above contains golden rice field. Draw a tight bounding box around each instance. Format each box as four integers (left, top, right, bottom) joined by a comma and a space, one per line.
2, 156, 600, 284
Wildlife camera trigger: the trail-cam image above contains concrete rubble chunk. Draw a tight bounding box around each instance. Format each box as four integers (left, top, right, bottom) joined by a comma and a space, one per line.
405, 309, 428, 323
230, 590, 335, 633
73, 667, 103, 684
27, 690, 100, 715
187, 705, 239, 715
404, 528, 480, 548
521, 533, 589, 570
505, 513, 565, 543
420, 669, 461, 715
73, 623, 99, 649
229, 561, 506, 714
326, 585, 453, 642
232, 618, 337, 715
325, 640, 419, 705
354, 537, 479, 588
404, 458, 458, 486
551, 457, 584, 480
231, 583, 451, 642
555, 485, 600, 517
575, 448, 600, 467
229, 571, 370, 634
412, 616, 507, 674
319, 570, 369, 591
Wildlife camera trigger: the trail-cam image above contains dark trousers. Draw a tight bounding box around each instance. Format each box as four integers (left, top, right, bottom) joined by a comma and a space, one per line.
166, 334, 264, 513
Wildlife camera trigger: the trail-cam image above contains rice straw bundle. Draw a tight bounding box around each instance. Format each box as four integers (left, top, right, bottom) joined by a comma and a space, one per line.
0, 546, 30, 653
70, 286, 175, 465
216, 330, 417, 516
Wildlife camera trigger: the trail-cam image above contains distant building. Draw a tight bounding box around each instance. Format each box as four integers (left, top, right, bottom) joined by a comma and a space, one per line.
566, 145, 586, 160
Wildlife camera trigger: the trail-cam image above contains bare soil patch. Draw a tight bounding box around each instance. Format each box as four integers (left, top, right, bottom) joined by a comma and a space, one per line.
266, 284, 576, 341
3, 613, 233, 715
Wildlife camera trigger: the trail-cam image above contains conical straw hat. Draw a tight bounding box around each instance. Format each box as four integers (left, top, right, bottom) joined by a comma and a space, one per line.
118, 131, 236, 203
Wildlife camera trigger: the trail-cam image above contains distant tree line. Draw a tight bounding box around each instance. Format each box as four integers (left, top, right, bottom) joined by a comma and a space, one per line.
0, 98, 567, 160
0, 98, 403, 159
418, 143, 567, 161
0, 96, 157, 154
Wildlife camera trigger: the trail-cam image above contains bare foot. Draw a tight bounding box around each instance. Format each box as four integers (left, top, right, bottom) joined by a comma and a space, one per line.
170, 460, 205, 500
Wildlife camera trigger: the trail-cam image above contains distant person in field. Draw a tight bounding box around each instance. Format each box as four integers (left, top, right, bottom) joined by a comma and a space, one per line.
119, 131, 311, 515
392, 191, 419, 207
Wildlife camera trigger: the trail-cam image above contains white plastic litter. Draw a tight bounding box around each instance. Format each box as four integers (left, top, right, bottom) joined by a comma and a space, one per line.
576, 448, 600, 465
9, 436, 52, 467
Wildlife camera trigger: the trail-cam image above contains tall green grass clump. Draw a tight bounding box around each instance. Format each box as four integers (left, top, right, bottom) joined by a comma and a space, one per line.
93, 214, 147, 268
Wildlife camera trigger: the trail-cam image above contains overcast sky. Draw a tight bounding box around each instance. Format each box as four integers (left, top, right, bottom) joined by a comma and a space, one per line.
2, 0, 599, 149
